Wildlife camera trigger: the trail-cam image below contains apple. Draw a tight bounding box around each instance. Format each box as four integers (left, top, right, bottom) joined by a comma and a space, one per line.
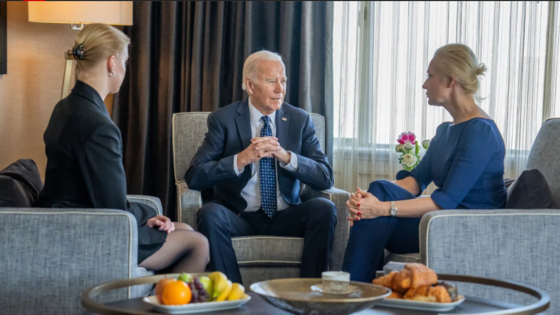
199, 276, 213, 297
178, 272, 193, 284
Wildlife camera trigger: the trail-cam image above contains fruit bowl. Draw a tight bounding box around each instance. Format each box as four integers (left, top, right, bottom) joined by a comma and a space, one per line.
144, 271, 248, 313
250, 278, 391, 315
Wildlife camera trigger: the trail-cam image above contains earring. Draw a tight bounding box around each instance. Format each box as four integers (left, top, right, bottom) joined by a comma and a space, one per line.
109, 71, 115, 77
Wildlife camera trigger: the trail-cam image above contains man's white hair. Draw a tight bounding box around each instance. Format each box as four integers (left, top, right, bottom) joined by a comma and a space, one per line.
242, 50, 285, 91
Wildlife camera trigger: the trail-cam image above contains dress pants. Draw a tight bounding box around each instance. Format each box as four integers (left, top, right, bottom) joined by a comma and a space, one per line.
342, 180, 421, 283
197, 197, 337, 284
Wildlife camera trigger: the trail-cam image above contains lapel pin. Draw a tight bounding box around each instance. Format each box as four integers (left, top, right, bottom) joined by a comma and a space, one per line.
282, 117, 287, 121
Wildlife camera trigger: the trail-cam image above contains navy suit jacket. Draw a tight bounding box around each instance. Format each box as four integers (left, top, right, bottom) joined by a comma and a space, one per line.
184, 99, 334, 214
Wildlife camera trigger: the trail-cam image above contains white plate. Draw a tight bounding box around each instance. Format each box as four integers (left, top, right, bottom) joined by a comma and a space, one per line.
142, 294, 251, 314
377, 296, 465, 312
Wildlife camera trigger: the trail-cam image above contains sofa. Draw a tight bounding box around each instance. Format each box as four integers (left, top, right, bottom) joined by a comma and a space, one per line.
172, 112, 350, 287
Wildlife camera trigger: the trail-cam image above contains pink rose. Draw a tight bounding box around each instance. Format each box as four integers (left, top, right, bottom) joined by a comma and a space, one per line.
397, 131, 416, 145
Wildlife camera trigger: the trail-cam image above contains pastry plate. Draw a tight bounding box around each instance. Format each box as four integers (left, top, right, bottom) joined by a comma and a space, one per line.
142, 294, 251, 314
377, 296, 465, 312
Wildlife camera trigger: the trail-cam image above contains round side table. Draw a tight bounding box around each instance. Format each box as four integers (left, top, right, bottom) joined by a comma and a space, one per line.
81, 274, 549, 315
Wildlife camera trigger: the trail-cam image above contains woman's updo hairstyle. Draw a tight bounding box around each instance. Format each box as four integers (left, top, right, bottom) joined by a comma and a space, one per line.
433, 43, 487, 99
69, 23, 130, 75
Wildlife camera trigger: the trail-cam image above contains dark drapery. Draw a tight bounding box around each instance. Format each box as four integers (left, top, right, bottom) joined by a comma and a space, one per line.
113, 1, 333, 218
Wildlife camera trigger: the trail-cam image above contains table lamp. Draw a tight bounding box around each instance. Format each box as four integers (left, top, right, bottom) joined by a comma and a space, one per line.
28, 1, 133, 99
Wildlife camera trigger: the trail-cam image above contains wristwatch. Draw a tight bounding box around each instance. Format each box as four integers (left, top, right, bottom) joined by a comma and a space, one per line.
389, 201, 398, 217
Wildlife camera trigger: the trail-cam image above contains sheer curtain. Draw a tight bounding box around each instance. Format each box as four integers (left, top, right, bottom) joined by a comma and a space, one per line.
333, 1, 560, 194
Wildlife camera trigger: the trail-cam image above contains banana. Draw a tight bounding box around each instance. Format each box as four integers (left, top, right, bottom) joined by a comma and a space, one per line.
208, 271, 230, 300
227, 283, 245, 300
215, 280, 233, 301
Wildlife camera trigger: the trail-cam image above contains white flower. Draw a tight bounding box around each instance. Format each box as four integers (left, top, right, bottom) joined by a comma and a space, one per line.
395, 144, 404, 153
422, 139, 430, 150
404, 143, 414, 151
402, 153, 417, 167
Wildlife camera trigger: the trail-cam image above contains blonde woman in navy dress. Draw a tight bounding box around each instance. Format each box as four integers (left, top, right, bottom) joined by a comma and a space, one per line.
342, 44, 507, 282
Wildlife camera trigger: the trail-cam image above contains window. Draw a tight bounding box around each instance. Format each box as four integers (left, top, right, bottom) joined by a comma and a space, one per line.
332, 1, 559, 192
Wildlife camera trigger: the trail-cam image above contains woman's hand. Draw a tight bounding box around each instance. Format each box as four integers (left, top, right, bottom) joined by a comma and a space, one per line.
147, 215, 175, 234
346, 188, 387, 224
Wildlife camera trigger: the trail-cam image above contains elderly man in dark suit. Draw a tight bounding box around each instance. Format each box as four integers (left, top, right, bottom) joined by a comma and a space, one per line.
185, 50, 337, 284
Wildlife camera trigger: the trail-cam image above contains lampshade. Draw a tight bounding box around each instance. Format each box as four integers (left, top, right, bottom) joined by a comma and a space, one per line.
28, 1, 133, 26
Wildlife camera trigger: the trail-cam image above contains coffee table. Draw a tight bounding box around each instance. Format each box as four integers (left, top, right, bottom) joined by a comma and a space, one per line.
82, 292, 528, 315
82, 274, 549, 315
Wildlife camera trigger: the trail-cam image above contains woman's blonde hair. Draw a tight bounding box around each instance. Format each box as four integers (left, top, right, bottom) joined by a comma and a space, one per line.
433, 43, 487, 98
72, 23, 130, 75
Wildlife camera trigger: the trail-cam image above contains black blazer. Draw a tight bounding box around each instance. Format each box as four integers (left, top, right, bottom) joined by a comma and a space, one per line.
185, 99, 334, 214
37, 80, 166, 247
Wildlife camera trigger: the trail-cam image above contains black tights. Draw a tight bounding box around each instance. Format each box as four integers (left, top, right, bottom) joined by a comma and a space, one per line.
139, 223, 210, 273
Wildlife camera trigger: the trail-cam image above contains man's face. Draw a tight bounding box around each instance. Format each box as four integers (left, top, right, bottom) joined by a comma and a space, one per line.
246, 60, 287, 115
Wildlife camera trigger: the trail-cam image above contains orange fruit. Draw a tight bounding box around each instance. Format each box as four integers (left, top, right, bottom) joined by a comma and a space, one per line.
162, 280, 192, 305
155, 278, 176, 304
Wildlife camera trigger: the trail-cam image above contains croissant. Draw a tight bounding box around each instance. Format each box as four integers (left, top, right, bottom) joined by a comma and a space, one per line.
373, 263, 455, 303
429, 285, 452, 303
391, 268, 412, 293
372, 271, 397, 288
405, 263, 438, 289
386, 291, 403, 299
403, 285, 451, 303
404, 285, 433, 302
373, 263, 438, 293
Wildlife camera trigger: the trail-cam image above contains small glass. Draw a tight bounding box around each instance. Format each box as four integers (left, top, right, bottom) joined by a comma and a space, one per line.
322, 271, 350, 293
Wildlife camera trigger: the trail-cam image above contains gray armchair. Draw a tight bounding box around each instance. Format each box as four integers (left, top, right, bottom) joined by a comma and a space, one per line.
0, 195, 161, 315
388, 118, 560, 314
172, 112, 350, 286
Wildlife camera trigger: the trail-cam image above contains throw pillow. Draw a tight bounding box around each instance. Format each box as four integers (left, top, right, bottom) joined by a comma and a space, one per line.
506, 169, 555, 209
0, 159, 43, 207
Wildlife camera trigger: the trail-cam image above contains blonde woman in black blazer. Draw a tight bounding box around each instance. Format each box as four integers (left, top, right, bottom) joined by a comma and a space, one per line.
37, 24, 209, 273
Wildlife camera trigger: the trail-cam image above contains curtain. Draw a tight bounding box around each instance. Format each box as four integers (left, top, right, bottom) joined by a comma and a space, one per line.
333, 1, 560, 194
113, 1, 334, 219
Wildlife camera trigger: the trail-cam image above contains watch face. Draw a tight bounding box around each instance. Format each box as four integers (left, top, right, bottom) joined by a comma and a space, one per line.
390, 208, 397, 216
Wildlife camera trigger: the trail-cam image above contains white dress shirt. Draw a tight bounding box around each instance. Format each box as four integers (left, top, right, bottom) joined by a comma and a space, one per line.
233, 99, 299, 212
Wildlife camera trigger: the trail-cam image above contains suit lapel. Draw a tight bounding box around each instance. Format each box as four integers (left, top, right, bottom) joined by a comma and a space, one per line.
275, 104, 290, 148
235, 100, 252, 149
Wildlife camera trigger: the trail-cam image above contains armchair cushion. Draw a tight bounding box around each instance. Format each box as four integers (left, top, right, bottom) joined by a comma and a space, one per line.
384, 251, 420, 264
232, 236, 303, 266
506, 169, 555, 209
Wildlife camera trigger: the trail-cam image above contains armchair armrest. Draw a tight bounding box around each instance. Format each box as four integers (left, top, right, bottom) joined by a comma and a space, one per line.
127, 195, 163, 216
301, 185, 350, 271
419, 209, 560, 310
176, 180, 202, 230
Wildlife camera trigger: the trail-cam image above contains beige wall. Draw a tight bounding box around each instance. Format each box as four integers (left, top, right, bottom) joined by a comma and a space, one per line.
0, 2, 112, 181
